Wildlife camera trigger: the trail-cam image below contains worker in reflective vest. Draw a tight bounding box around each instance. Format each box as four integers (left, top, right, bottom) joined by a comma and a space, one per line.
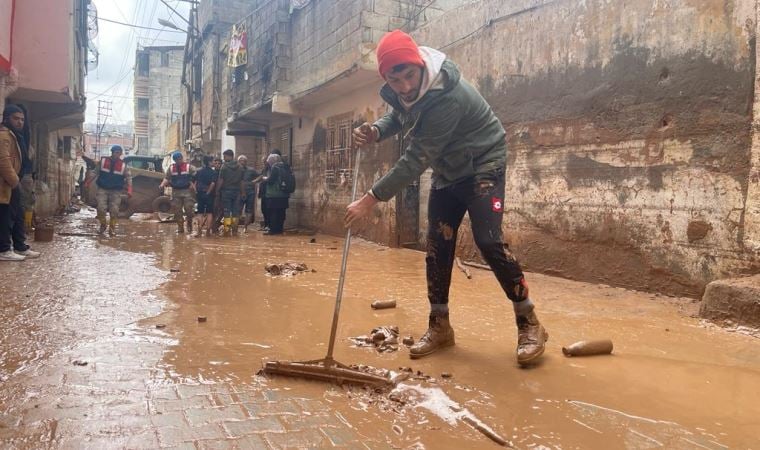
88, 145, 132, 236
160, 151, 196, 234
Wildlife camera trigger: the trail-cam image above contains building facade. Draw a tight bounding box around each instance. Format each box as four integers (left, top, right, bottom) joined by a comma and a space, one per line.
179, 0, 760, 298
133, 46, 183, 156
1, 0, 90, 216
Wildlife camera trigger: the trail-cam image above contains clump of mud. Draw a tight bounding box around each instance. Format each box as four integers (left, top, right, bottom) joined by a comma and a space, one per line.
265, 261, 311, 276
350, 326, 400, 352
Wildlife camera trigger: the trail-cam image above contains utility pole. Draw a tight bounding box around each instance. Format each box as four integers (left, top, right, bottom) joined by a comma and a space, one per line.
95, 100, 112, 159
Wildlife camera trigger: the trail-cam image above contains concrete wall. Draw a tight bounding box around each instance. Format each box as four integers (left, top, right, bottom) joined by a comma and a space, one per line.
289, 83, 400, 243
12, 0, 78, 102
0, 0, 12, 73
411, 0, 759, 297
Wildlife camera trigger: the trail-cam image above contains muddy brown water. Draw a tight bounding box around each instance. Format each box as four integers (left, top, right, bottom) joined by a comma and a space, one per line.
2, 213, 759, 448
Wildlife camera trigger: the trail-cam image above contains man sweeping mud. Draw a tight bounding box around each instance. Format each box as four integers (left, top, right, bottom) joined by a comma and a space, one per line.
346, 30, 547, 365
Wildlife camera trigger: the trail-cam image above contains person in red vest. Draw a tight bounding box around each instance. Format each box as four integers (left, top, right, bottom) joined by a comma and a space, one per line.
88, 145, 132, 236
160, 151, 196, 234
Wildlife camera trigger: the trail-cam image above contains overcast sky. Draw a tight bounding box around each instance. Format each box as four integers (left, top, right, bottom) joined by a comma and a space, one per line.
85, 0, 190, 125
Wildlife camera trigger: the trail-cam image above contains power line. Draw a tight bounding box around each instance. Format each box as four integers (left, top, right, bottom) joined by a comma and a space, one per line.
99, 16, 184, 33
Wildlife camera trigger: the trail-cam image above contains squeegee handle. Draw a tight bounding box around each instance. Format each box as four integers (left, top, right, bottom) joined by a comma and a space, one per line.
325, 147, 362, 360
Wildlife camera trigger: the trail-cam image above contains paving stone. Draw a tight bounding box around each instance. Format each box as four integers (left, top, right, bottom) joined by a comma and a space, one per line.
234, 391, 266, 403
152, 395, 213, 414
150, 412, 188, 428
235, 434, 270, 450
156, 424, 226, 447
320, 426, 362, 446
184, 405, 247, 426
223, 417, 285, 437
176, 384, 215, 399
242, 400, 300, 416
265, 428, 328, 449
281, 412, 344, 429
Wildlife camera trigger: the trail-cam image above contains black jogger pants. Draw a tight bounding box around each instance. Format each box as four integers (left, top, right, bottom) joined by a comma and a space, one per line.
426, 169, 528, 305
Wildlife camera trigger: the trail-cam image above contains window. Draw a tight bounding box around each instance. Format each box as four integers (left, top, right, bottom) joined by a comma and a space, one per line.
161, 51, 169, 67
325, 113, 353, 187
137, 98, 149, 119
137, 52, 150, 77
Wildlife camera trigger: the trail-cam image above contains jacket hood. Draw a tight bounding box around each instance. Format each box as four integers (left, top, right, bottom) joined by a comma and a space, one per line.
380, 58, 461, 113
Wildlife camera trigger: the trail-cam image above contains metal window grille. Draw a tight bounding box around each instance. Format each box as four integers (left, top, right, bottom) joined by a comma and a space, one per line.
325, 114, 353, 187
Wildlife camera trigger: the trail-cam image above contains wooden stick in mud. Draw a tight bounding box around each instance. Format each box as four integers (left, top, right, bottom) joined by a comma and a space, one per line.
462, 260, 492, 271
455, 257, 472, 279
462, 416, 513, 447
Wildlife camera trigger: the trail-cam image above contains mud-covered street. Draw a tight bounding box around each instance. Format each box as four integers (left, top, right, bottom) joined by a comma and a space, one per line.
1, 211, 759, 449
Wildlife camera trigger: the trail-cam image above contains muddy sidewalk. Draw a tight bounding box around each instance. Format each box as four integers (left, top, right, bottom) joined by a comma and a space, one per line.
0, 211, 759, 449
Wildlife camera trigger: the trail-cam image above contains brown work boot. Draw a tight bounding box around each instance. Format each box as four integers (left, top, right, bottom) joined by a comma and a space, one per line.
409, 314, 455, 359
516, 309, 548, 365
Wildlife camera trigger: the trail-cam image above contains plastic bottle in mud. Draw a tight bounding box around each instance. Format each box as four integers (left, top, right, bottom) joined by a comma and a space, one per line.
562, 339, 613, 357
371, 299, 397, 310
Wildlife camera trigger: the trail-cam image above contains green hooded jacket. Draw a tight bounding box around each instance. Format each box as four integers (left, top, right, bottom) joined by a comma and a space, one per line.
370, 60, 506, 201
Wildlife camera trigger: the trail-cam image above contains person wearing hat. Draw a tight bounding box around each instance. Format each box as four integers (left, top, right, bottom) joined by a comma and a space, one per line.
0, 104, 40, 261
88, 144, 132, 236
346, 30, 547, 365
160, 151, 196, 234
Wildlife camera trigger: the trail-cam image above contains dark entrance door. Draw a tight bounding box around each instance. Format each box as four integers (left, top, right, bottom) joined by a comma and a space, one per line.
394, 137, 420, 249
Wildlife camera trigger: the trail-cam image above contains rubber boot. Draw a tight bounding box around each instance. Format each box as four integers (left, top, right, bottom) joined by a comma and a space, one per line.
177, 218, 185, 234
231, 217, 239, 235
516, 308, 548, 365
98, 215, 107, 235
223, 217, 232, 236
409, 313, 455, 359
24, 211, 33, 230
108, 218, 117, 237
186, 216, 193, 234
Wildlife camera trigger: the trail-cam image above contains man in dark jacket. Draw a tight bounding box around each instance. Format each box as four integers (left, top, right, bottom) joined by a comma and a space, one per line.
238, 155, 260, 231
262, 153, 289, 235
194, 155, 217, 236
346, 30, 547, 365
0, 104, 39, 261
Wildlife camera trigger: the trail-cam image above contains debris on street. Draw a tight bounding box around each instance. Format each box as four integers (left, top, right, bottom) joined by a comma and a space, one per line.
562, 339, 614, 357
455, 257, 472, 279
265, 261, 310, 276
350, 325, 400, 352
371, 299, 397, 310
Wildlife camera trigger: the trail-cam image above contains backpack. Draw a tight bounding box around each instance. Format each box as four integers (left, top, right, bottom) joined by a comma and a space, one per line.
277, 162, 296, 194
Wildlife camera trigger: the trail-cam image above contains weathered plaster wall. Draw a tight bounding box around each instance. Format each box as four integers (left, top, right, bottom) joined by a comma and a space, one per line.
290, 82, 400, 245
412, 0, 759, 297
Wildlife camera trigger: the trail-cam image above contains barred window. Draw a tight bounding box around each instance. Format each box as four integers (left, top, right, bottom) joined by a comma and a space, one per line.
325, 113, 353, 187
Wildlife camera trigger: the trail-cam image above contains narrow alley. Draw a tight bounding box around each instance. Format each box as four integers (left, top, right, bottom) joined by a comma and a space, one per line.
1, 211, 757, 449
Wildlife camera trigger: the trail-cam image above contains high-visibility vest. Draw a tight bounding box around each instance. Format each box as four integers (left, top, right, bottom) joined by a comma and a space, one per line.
170, 162, 192, 189
96, 157, 126, 190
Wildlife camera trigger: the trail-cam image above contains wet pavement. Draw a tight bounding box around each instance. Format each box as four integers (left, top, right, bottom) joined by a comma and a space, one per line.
1, 210, 759, 449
